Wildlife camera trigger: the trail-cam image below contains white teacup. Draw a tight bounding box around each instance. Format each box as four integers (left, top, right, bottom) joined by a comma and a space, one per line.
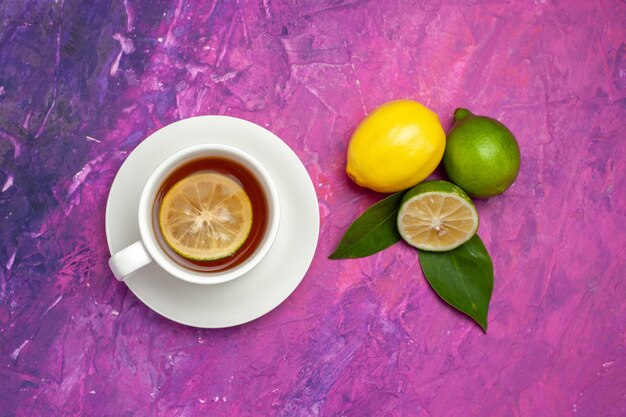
108, 144, 280, 285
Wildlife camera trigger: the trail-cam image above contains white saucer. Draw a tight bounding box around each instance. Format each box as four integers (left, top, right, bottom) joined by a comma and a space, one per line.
105, 116, 319, 328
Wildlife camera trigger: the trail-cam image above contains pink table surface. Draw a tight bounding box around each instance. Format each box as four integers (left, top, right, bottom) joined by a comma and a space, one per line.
1, 0, 625, 416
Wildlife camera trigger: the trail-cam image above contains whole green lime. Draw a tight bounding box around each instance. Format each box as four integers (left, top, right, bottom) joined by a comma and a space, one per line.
443, 108, 521, 198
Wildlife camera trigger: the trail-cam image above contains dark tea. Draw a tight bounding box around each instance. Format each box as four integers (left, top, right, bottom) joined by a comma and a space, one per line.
152, 156, 269, 273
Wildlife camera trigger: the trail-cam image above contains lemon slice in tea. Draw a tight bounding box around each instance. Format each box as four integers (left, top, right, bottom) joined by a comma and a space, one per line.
397, 180, 478, 251
159, 172, 253, 261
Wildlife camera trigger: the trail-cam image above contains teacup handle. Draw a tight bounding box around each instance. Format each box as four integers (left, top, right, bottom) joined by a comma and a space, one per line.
109, 241, 154, 281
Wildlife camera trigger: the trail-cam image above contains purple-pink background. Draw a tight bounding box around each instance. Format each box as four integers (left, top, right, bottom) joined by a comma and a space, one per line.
1, 0, 625, 415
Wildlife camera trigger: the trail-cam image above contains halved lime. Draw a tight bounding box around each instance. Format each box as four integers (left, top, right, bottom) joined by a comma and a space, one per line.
397, 180, 478, 251
159, 172, 253, 261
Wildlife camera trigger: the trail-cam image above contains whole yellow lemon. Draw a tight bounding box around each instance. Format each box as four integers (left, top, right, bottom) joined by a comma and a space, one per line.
346, 100, 446, 193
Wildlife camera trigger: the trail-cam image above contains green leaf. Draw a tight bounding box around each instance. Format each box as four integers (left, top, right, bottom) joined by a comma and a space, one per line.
329, 192, 403, 259
418, 235, 494, 332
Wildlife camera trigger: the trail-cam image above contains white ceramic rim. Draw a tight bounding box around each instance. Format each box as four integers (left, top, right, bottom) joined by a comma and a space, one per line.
137, 143, 280, 285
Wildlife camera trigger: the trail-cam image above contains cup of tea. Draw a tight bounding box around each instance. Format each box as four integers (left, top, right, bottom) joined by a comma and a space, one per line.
108, 144, 280, 285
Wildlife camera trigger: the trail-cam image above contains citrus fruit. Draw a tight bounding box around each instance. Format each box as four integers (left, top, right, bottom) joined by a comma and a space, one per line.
397, 180, 478, 251
346, 99, 446, 193
443, 108, 521, 198
158, 172, 253, 261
